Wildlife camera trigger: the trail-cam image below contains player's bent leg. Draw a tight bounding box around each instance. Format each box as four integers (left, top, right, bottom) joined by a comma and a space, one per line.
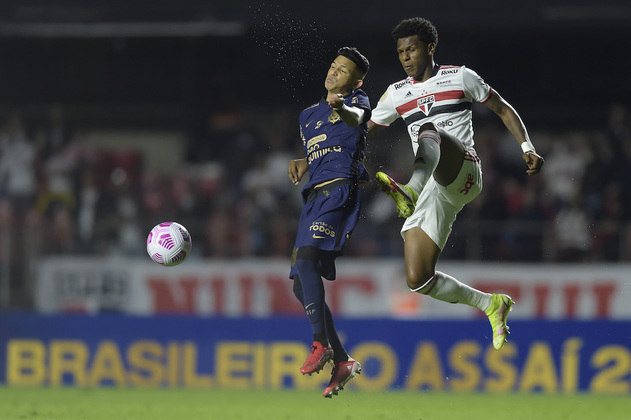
485, 294, 515, 350
404, 226, 494, 315
323, 358, 362, 398
375, 171, 419, 218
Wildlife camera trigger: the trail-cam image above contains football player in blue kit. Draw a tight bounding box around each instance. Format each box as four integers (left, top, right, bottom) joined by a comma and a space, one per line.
288, 47, 370, 398
370, 18, 545, 350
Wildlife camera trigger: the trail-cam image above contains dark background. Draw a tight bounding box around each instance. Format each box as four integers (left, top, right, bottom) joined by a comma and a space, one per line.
0, 0, 629, 132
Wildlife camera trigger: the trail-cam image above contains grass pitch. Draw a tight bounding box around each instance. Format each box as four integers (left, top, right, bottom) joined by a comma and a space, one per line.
1, 387, 629, 420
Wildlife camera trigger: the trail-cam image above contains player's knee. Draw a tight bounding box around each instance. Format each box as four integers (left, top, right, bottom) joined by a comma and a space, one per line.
416, 123, 440, 149
418, 122, 437, 134
405, 266, 434, 291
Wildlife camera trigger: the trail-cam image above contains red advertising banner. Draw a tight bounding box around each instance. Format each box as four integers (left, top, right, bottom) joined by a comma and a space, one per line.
35, 258, 631, 319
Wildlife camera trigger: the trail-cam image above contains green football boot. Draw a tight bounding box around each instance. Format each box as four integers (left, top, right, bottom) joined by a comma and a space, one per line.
485, 294, 515, 350
375, 171, 419, 218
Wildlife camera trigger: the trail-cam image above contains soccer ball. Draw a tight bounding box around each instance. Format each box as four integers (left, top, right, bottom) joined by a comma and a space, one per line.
146, 222, 192, 266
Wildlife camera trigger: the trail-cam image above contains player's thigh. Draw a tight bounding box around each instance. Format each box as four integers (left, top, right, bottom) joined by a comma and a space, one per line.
442, 154, 482, 206
403, 227, 441, 288
403, 179, 456, 250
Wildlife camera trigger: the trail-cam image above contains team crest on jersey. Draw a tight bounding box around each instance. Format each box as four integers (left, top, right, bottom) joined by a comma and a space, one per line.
417, 95, 435, 116
328, 110, 341, 123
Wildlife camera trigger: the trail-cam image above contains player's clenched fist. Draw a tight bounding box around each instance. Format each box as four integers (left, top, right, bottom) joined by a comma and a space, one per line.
326, 93, 344, 110
523, 151, 544, 175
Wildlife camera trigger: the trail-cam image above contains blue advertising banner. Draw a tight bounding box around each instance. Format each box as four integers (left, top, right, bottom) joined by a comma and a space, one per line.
1, 313, 630, 393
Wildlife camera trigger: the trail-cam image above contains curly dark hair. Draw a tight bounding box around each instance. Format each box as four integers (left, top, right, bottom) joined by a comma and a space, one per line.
391, 17, 438, 47
337, 46, 370, 79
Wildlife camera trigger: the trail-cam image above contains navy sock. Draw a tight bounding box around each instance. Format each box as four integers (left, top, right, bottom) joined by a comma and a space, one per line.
293, 259, 327, 345
292, 276, 326, 345
325, 304, 348, 363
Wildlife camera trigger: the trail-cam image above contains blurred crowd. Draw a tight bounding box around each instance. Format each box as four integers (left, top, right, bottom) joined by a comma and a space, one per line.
1, 102, 631, 302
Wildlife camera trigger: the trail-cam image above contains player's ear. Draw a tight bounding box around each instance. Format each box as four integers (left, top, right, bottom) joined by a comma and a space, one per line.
427, 43, 436, 55
354, 79, 363, 89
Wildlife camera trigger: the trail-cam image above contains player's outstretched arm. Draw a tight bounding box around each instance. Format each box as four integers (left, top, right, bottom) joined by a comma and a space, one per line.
327, 93, 368, 127
484, 89, 544, 175
288, 158, 308, 185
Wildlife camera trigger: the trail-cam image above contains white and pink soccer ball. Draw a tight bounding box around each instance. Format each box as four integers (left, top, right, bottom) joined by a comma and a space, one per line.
146, 222, 192, 266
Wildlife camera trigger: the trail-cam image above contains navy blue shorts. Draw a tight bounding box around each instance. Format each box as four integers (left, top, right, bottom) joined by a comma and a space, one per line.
289, 179, 360, 280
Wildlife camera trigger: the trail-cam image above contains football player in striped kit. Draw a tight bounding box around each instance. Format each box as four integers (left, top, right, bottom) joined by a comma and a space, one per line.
369, 17, 544, 350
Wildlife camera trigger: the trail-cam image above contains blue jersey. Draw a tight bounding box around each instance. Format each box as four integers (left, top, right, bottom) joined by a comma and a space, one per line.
299, 89, 371, 191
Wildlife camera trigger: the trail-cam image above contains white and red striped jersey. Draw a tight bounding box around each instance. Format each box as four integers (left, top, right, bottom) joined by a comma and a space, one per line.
371, 64, 491, 154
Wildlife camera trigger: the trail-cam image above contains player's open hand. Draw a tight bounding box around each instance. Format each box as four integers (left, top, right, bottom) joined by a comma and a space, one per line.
288, 158, 308, 185
523, 152, 544, 175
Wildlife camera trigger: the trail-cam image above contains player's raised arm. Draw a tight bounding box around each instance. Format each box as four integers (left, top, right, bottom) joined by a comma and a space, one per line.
483, 89, 545, 175
327, 93, 368, 127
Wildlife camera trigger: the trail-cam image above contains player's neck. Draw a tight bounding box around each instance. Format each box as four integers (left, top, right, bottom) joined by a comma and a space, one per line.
415, 61, 436, 83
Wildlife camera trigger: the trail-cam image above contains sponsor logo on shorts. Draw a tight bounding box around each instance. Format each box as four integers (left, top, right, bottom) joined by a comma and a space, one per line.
459, 173, 475, 195
309, 221, 336, 238
436, 119, 453, 128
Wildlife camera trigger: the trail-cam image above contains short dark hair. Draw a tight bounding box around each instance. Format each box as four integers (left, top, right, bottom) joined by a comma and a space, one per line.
391, 17, 438, 47
337, 47, 370, 79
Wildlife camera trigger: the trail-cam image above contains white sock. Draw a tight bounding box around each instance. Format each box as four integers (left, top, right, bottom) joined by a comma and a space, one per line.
411, 271, 492, 312
406, 129, 441, 193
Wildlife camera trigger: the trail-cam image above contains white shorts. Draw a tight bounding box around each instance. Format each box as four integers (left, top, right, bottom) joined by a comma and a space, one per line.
401, 149, 482, 249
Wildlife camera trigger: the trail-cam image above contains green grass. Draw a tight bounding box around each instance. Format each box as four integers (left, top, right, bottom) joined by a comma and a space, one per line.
0, 387, 630, 420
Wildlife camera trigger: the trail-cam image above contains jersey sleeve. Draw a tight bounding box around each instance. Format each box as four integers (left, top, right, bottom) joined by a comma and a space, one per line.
349, 89, 372, 121
370, 86, 399, 126
349, 89, 370, 110
462, 66, 492, 103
